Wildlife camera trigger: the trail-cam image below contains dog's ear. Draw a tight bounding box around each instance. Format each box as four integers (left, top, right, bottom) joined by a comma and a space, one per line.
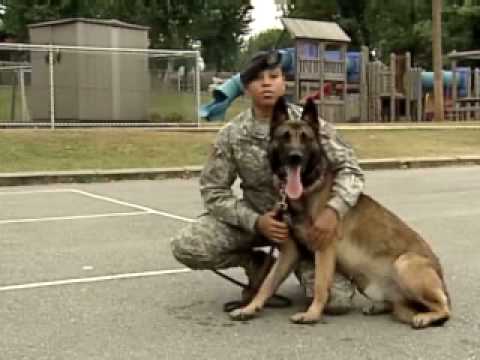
301, 98, 319, 134
270, 97, 288, 135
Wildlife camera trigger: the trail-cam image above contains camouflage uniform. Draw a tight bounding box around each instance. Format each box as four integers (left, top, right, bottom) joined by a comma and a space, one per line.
171, 104, 365, 308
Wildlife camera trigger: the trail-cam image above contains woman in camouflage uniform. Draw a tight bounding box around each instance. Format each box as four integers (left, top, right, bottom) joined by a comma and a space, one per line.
171, 51, 365, 313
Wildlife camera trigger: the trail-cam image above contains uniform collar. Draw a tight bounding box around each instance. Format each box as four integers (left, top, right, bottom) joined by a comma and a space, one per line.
241, 108, 270, 139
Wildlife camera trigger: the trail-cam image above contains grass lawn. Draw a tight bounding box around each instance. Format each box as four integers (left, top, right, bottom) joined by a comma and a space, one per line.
343, 129, 480, 159
0, 85, 23, 121
1, 128, 480, 173
149, 91, 250, 123
0, 87, 249, 124
0, 129, 213, 172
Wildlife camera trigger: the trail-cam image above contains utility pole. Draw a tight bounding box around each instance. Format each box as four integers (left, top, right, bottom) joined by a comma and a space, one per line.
432, 0, 445, 121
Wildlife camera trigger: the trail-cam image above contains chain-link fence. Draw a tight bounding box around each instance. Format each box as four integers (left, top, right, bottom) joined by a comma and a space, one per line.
0, 43, 201, 128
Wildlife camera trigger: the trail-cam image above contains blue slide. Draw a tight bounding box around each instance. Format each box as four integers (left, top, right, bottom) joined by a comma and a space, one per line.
421, 67, 470, 97
200, 48, 296, 121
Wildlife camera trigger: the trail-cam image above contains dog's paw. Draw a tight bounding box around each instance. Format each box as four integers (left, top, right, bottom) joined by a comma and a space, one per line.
229, 307, 260, 321
290, 311, 321, 324
411, 313, 433, 329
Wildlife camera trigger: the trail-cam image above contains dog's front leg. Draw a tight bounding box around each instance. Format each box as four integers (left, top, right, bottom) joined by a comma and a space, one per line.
291, 245, 336, 324
229, 239, 300, 321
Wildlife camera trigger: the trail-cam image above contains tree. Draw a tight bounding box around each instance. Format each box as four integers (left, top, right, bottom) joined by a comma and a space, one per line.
1, 0, 123, 41
194, 0, 253, 71
1, 0, 253, 71
238, 28, 293, 69
280, 1, 434, 65
279, 0, 480, 68
279, 0, 366, 48
443, 0, 480, 55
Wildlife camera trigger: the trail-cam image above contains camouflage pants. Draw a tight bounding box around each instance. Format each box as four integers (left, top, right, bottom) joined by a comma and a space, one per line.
170, 214, 355, 308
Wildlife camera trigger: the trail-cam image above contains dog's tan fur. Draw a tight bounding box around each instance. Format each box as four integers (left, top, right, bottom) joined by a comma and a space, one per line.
229, 98, 451, 328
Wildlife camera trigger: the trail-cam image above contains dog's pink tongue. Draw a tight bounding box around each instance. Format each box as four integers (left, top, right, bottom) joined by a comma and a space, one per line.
286, 166, 303, 200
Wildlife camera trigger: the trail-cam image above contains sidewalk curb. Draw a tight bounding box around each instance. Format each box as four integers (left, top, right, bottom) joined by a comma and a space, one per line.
1, 156, 480, 187
359, 156, 480, 170
0, 167, 203, 186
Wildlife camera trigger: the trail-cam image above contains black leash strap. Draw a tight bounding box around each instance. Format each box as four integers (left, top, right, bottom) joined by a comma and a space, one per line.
212, 268, 249, 289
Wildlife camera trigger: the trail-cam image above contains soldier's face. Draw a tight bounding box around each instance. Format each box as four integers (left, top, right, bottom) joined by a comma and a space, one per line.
245, 67, 286, 108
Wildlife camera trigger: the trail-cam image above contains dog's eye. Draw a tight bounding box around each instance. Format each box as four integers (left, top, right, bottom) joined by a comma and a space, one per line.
283, 131, 291, 141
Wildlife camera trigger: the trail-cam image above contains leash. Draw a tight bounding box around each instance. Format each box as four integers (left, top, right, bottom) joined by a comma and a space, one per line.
212, 186, 292, 312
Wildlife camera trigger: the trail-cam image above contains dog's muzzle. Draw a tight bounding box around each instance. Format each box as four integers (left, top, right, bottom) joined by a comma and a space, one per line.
287, 151, 303, 166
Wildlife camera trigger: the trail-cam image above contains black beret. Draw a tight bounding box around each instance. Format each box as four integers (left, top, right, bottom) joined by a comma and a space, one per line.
240, 50, 283, 86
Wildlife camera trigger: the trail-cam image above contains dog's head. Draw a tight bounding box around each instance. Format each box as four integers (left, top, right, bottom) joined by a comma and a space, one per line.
267, 97, 324, 200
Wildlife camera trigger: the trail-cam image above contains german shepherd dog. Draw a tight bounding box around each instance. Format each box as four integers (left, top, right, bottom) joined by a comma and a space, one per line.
229, 97, 451, 328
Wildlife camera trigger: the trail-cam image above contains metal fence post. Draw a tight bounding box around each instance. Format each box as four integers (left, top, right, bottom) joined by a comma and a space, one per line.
19, 68, 28, 122
48, 47, 55, 129
195, 50, 201, 128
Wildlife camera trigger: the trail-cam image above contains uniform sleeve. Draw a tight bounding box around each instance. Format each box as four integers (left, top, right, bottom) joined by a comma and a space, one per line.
199, 126, 260, 233
320, 120, 365, 218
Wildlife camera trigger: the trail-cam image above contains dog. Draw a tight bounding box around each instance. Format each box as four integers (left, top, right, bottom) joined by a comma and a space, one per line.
229, 97, 451, 328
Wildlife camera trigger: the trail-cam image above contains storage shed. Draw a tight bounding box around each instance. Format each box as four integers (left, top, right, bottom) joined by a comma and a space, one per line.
28, 18, 150, 122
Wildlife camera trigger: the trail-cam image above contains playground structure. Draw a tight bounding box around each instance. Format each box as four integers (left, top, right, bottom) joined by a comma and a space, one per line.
281, 18, 350, 124
282, 17, 480, 123
447, 50, 480, 121
362, 50, 424, 122
202, 18, 480, 123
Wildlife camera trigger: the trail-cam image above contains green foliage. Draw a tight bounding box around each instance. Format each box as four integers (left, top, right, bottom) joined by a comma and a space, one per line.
4, 0, 480, 72
281, 0, 480, 68
238, 28, 293, 69
443, 1, 480, 59
193, 0, 253, 71
1, 0, 253, 71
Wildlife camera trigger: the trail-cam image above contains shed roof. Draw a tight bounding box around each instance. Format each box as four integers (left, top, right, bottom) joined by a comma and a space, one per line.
28, 18, 149, 30
281, 18, 351, 43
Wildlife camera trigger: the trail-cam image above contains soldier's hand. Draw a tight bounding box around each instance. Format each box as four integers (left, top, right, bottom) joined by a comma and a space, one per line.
256, 210, 289, 244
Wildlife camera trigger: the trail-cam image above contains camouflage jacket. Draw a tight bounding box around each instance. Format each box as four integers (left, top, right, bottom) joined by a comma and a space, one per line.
199, 104, 365, 234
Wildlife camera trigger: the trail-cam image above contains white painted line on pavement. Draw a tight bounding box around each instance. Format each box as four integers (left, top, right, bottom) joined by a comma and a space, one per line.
0, 211, 149, 225
0, 188, 199, 294
0, 188, 196, 225
0, 268, 192, 292
71, 189, 196, 223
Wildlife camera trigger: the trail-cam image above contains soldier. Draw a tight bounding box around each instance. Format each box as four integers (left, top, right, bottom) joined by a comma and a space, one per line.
170, 50, 365, 313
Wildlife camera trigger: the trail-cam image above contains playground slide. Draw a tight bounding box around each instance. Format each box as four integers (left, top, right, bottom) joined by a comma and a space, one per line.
200, 48, 296, 121
421, 68, 470, 97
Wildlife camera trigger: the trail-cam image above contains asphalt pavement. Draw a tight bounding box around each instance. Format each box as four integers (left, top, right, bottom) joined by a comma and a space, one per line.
1, 166, 479, 359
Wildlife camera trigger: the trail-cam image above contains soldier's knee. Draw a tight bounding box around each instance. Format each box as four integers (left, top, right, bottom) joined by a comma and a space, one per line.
170, 234, 193, 267
169, 215, 241, 269
170, 230, 220, 269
